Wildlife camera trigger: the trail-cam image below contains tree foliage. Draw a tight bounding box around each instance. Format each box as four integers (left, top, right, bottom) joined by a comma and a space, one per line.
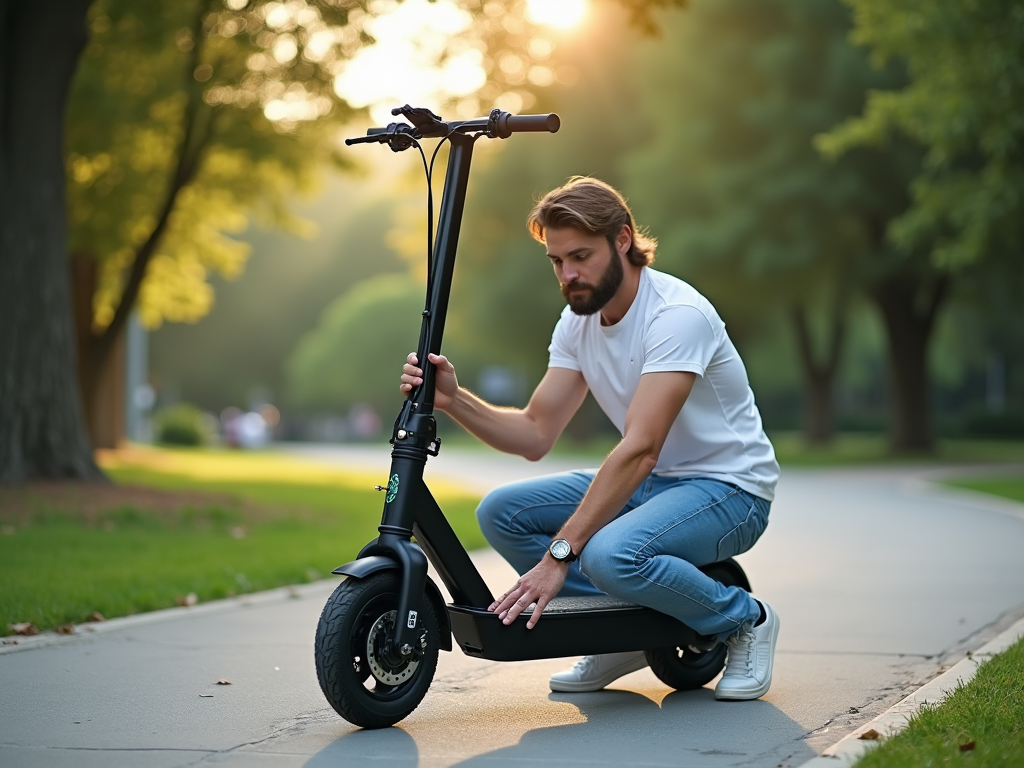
67, 0, 369, 339
818, 0, 1024, 267
624, 0, 913, 442
285, 273, 423, 413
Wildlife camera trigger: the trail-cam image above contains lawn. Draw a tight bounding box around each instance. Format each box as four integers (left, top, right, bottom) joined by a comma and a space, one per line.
0, 447, 483, 637
854, 635, 1024, 768
943, 477, 1024, 504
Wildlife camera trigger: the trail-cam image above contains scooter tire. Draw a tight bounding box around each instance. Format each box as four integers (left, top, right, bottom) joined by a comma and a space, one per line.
644, 643, 728, 691
644, 559, 749, 690
315, 571, 440, 729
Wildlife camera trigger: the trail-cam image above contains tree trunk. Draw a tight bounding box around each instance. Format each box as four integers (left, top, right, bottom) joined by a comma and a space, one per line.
0, 0, 103, 483
870, 270, 948, 453
72, 255, 126, 449
789, 301, 846, 445
80, 5, 213, 437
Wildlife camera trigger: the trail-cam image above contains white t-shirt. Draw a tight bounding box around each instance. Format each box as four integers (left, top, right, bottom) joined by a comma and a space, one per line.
548, 267, 779, 501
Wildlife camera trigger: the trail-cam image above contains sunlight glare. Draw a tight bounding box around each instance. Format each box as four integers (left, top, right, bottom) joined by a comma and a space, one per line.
333, 0, 480, 124
526, 0, 586, 29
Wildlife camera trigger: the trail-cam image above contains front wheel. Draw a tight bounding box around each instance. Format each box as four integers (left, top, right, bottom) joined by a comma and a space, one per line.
315, 571, 440, 728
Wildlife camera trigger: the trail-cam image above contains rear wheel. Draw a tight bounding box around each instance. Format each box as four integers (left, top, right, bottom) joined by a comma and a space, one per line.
644, 642, 728, 690
315, 571, 439, 728
644, 559, 748, 691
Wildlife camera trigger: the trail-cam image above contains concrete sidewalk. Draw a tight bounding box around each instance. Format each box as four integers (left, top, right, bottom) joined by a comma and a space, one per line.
2, 451, 1024, 768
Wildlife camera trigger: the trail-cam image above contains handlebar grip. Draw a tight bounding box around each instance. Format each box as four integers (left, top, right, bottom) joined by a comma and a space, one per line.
504, 113, 560, 134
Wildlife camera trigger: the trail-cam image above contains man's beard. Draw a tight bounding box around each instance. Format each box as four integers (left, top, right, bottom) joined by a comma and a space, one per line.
562, 251, 624, 315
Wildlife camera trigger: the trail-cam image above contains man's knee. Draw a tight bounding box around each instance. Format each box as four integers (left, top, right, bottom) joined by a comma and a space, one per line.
579, 530, 631, 592
475, 485, 518, 543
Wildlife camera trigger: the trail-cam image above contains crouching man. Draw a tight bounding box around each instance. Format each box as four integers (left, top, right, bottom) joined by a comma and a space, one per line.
401, 177, 780, 699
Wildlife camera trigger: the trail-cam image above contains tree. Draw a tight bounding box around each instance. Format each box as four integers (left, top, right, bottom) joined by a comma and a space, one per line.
0, 0, 562, 482
624, 0, 915, 444
816, 0, 1024, 450
285, 274, 425, 415
819, 0, 1024, 268
66, 0, 375, 450
0, 0, 102, 482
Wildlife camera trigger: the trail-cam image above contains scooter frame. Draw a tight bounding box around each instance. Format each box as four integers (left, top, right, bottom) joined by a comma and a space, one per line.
317, 106, 751, 725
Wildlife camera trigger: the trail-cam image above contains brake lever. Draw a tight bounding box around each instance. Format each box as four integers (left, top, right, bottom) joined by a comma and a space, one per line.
344, 122, 418, 152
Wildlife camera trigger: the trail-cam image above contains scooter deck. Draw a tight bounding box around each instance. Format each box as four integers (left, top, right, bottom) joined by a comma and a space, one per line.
447, 595, 706, 661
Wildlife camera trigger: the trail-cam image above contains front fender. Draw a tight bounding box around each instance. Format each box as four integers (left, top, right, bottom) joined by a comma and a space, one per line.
331, 556, 453, 651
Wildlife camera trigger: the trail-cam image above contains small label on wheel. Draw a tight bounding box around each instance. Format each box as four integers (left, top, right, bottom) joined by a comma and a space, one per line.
407, 610, 418, 629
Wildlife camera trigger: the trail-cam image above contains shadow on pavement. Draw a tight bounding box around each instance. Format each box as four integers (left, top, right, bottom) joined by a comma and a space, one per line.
303, 688, 816, 768
450, 688, 816, 768
304, 725, 418, 768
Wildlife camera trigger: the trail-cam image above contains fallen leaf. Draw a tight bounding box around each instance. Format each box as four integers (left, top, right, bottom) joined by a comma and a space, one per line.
54, 623, 76, 635
959, 741, 976, 752
216, 679, 232, 685
9, 622, 40, 636
858, 729, 881, 741
87, 611, 105, 623
199, 694, 214, 698
176, 593, 198, 607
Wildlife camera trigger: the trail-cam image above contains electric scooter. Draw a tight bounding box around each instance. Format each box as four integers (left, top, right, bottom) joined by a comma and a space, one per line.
314, 106, 752, 729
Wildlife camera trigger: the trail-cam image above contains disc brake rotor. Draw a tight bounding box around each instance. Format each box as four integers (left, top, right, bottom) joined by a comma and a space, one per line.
366, 610, 419, 686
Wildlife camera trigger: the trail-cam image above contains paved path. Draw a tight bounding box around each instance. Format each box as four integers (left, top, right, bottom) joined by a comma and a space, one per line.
2, 447, 1024, 768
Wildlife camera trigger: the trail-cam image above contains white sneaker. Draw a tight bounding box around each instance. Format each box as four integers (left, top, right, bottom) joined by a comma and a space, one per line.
549, 651, 649, 692
715, 601, 780, 700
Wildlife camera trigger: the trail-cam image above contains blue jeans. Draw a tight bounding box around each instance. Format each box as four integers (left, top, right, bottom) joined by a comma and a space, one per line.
476, 471, 770, 639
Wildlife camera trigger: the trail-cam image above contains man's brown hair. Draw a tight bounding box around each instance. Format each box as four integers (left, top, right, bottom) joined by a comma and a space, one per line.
526, 177, 657, 266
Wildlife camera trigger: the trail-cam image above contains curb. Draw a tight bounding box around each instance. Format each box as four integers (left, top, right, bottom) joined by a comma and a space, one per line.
798, 614, 1024, 767
0, 578, 340, 656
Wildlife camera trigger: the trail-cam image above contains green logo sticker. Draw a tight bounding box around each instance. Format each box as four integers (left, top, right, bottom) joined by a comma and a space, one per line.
386, 474, 400, 503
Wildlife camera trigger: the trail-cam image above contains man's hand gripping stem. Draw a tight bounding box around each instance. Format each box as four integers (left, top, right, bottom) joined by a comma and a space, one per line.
401, 352, 459, 411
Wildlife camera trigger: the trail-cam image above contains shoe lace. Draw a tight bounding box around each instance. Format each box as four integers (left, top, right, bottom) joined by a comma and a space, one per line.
723, 631, 755, 678
574, 655, 598, 675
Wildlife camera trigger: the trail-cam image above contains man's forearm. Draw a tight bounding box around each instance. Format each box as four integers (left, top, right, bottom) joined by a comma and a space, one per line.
555, 438, 658, 555
444, 387, 553, 460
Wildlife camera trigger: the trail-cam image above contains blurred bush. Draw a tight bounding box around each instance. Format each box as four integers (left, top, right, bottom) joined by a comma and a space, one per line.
959, 408, 1024, 440
154, 403, 210, 446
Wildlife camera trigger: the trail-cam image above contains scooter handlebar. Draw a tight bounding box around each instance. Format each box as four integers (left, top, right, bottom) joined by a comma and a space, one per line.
344, 109, 560, 147
502, 113, 560, 134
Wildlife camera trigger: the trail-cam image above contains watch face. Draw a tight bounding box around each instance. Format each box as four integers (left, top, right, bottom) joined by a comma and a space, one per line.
550, 539, 572, 560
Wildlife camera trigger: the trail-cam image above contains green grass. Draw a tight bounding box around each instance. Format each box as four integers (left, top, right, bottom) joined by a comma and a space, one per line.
942, 478, 1024, 504
0, 447, 483, 636
770, 434, 1024, 466
854, 636, 1024, 767
851, 470, 1024, 768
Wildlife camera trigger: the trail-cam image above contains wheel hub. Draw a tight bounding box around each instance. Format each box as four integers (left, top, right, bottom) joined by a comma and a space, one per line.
365, 610, 419, 686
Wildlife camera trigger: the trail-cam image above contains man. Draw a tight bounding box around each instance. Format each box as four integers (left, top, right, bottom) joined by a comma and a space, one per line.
400, 177, 780, 700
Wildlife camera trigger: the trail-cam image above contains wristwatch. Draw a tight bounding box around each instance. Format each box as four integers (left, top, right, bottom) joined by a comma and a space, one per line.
548, 538, 578, 563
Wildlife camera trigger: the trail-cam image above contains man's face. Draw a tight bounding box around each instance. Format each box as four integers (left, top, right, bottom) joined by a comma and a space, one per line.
544, 227, 624, 316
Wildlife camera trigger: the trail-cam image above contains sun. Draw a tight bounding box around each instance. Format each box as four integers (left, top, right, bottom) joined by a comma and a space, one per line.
526, 0, 586, 29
